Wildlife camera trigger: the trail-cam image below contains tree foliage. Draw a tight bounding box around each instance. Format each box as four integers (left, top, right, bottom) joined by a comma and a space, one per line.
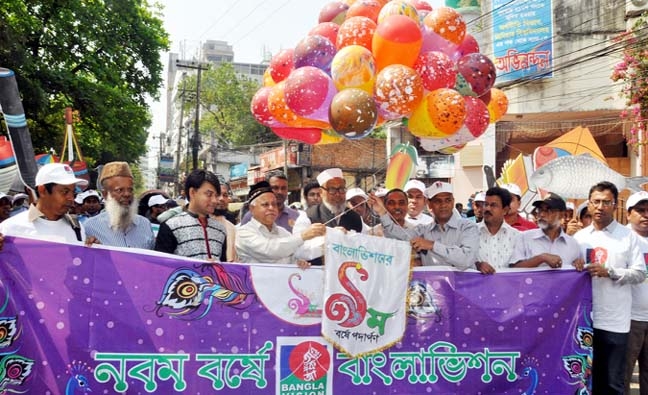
180, 62, 277, 148
0, 0, 169, 166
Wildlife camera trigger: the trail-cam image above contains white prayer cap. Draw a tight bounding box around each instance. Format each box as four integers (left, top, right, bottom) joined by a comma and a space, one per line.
346, 187, 367, 201
316, 168, 344, 187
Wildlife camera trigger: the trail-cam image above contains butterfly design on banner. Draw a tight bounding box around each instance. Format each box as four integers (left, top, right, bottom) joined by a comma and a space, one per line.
0, 285, 33, 394
407, 280, 443, 323
561, 308, 594, 394
154, 263, 255, 319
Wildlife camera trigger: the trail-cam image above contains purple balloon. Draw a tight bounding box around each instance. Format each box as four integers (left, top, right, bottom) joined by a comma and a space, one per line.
293, 35, 337, 73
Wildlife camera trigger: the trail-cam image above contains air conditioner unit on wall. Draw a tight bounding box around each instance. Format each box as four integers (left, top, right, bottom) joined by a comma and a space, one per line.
628, 0, 648, 15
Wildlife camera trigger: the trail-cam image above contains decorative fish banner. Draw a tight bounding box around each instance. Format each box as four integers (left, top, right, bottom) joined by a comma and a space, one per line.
530, 154, 648, 199
0, 68, 38, 189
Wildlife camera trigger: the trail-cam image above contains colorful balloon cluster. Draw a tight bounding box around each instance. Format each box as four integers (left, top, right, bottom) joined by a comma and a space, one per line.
250, 0, 508, 150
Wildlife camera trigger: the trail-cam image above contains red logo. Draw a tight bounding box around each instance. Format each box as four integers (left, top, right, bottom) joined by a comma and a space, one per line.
288, 341, 330, 381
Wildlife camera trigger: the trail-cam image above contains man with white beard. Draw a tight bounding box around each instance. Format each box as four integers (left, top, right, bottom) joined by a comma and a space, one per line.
84, 161, 155, 249
508, 193, 584, 270
292, 168, 363, 265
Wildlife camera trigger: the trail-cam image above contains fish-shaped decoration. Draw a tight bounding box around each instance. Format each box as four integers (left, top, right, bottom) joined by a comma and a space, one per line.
530, 154, 648, 198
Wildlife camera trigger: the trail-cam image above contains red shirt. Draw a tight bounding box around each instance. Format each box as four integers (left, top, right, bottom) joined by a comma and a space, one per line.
510, 214, 538, 231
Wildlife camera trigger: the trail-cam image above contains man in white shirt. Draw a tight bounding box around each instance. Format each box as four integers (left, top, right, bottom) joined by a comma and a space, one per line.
574, 181, 646, 395
0, 163, 92, 244
509, 192, 584, 270
236, 181, 325, 266
475, 187, 520, 274
624, 191, 648, 395
404, 179, 433, 226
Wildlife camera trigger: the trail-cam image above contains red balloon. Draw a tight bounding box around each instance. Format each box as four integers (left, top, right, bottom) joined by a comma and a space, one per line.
269, 49, 294, 83
251, 87, 281, 127
463, 96, 490, 137
271, 127, 323, 144
346, 0, 382, 22
337, 16, 376, 50
452, 34, 480, 62
455, 53, 496, 97
309, 22, 340, 46
319, 1, 349, 24
414, 51, 457, 91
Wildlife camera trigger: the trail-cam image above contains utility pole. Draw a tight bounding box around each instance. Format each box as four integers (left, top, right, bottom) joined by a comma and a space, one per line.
175, 60, 209, 170
176, 73, 187, 196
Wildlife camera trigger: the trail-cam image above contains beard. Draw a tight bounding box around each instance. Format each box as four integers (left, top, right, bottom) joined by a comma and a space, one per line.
105, 194, 138, 232
323, 200, 346, 216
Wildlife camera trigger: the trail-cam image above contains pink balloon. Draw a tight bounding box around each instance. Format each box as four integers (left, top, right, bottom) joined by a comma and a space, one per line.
463, 96, 490, 137
414, 51, 457, 91
309, 22, 340, 46
451, 34, 480, 62
455, 53, 496, 97
269, 49, 294, 83
284, 66, 337, 122
420, 26, 459, 58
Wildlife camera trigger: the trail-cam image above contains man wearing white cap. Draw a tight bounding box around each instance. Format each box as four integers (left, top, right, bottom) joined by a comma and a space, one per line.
346, 187, 381, 236
574, 181, 645, 394
85, 161, 154, 249
624, 191, 648, 395
293, 168, 363, 265
369, 181, 478, 269
404, 179, 433, 226
501, 183, 537, 231
0, 163, 92, 243
9, 192, 28, 218
77, 189, 102, 223
468, 191, 485, 223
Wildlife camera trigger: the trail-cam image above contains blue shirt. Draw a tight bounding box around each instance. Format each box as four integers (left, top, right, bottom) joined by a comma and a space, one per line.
84, 211, 155, 249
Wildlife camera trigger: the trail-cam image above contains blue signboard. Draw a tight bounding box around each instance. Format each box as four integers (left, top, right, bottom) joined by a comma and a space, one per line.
492, 0, 553, 82
230, 162, 248, 179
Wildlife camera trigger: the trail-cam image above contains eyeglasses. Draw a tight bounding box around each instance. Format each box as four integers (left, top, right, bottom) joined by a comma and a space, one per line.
322, 187, 346, 195
589, 199, 615, 207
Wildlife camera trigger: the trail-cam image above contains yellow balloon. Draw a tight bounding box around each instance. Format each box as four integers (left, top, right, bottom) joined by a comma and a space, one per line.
317, 129, 345, 144
407, 94, 448, 138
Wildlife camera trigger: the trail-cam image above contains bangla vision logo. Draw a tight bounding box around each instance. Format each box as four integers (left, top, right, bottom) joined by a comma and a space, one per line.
278, 340, 331, 395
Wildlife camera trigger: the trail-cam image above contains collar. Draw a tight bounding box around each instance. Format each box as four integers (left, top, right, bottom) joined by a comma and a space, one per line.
478, 220, 513, 235
586, 220, 618, 234
249, 217, 277, 233
434, 211, 461, 230
27, 204, 47, 222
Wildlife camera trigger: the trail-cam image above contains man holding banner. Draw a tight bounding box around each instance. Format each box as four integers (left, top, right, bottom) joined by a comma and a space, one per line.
369, 182, 478, 269
574, 181, 646, 395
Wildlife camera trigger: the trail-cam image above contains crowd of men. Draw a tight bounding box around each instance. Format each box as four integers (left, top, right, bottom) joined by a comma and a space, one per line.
1, 161, 647, 394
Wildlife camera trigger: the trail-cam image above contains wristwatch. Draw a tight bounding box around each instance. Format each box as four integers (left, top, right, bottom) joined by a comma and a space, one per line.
607, 266, 617, 280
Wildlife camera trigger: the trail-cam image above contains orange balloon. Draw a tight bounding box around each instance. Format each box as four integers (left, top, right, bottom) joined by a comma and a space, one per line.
423, 7, 466, 45
372, 15, 422, 70
428, 88, 466, 134
336, 16, 376, 50
408, 94, 446, 138
374, 64, 423, 119
488, 88, 509, 123
346, 0, 382, 22
267, 82, 330, 129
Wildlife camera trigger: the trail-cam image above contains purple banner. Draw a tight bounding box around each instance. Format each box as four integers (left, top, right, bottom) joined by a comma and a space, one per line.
0, 237, 592, 394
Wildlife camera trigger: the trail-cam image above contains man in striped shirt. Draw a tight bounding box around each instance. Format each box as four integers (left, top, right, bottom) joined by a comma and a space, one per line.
85, 161, 154, 249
